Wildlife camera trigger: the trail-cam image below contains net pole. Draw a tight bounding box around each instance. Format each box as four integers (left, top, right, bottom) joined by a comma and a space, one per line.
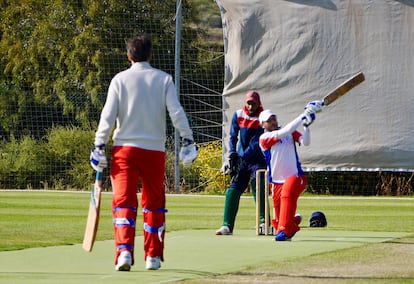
174, 0, 182, 193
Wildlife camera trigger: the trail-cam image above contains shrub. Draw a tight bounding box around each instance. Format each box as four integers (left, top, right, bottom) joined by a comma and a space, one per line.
45, 125, 95, 189
164, 140, 228, 194
0, 135, 48, 189
192, 140, 229, 194
164, 137, 202, 193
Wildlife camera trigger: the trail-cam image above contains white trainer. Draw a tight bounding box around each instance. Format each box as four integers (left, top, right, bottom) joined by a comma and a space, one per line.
259, 223, 265, 235
215, 225, 232, 235
115, 251, 132, 271
146, 256, 161, 270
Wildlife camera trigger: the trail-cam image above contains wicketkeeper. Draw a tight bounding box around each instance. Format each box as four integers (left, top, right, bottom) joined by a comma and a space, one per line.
216, 91, 269, 235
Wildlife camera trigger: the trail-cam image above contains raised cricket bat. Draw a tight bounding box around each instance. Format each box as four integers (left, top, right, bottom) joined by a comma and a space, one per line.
82, 171, 103, 252
322, 71, 365, 106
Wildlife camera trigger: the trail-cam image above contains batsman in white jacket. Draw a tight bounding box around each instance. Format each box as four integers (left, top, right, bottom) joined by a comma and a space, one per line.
90, 34, 197, 271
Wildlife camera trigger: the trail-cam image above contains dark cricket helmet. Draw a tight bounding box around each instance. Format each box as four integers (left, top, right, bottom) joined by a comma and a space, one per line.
309, 211, 327, 227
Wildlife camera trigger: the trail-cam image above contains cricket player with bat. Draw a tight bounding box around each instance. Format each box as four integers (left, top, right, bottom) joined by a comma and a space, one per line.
90, 34, 197, 271
258, 71, 364, 241
258, 101, 322, 241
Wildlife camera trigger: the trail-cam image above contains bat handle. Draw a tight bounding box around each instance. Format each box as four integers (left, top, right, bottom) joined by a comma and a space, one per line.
96, 171, 103, 181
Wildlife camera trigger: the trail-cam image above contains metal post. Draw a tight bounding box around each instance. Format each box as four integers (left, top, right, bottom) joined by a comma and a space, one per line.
174, 0, 182, 193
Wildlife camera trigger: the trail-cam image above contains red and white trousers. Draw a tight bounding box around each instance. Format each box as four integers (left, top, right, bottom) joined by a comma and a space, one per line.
271, 175, 307, 237
110, 146, 166, 265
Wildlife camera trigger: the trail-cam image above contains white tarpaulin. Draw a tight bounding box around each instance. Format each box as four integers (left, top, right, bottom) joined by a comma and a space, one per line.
216, 0, 414, 171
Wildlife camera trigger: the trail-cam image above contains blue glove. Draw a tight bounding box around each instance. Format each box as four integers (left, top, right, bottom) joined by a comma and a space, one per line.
179, 139, 198, 166
301, 108, 316, 127
90, 145, 108, 172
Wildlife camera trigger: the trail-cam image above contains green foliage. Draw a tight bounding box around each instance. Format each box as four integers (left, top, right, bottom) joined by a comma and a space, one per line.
164, 140, 229, 194
179, 163, 201, 193
0, 126, 94, 189
188, 0, 222, 30
164, 137, 202, 193
164, 140, 228, 193
0, 0, 225, 190
45, 125, 95, 189
0, 136, 48, 189
0, 0, 204, 138
181, 1, 224, 127
164, 137, 184, 193
193, 140, 229, 194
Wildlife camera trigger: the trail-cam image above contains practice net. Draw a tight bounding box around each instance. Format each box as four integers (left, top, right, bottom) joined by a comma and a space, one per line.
0, 0, 412, 195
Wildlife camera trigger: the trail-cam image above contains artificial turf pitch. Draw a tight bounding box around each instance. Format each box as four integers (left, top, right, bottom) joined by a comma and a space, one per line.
0, 229, 408, 283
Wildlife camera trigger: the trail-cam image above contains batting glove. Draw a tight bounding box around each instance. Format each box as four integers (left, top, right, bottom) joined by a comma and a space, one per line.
228, 152, 239, 178
179, 139, 198, 167
301, 108, 316, 127
305, 100, 324, 113
90, 144, 108, 172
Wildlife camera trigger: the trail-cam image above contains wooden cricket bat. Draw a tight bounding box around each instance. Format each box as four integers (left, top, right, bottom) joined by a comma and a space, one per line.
322, 72, 365, 106
82, 171, 103, 252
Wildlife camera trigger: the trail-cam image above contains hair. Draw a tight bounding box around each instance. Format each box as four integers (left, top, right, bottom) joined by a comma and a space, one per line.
126, 34, 153, 62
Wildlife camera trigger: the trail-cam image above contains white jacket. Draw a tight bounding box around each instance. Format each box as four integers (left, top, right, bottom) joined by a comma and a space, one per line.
94, 62, 193, 151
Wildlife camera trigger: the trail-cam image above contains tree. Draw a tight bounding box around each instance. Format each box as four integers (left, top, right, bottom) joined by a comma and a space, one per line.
0, 0, 194, 139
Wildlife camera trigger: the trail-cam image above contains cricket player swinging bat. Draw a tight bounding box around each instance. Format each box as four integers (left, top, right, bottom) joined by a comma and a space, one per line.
322, 71, 365, 106
82, 171, 103, 252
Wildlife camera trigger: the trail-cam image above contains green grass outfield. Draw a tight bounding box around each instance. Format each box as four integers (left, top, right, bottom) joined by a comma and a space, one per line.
0, 192, 413, 283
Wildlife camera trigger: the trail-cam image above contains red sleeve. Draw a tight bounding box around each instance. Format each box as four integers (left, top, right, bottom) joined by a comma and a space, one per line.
259, 134, 279, 151
292, 130, 302, 143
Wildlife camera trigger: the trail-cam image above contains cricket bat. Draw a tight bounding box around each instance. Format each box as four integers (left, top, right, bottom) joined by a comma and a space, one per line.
322, 71, 365, 106
82, 171, 103, 252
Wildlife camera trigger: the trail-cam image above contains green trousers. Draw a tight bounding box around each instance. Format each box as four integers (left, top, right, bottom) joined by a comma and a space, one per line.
222, 175, 269, 232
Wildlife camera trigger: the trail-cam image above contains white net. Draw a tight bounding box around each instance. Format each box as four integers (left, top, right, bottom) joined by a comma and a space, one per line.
1, 1, 413, 194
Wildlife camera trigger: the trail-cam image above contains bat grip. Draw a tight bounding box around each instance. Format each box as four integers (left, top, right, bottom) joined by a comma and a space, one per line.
96, 171, 103, 181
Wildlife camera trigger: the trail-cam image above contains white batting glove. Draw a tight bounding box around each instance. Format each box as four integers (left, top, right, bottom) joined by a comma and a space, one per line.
305, 100, 324, 113
301, 108, 316, 127
90, 145, 108, 172
179, 139, 198, 167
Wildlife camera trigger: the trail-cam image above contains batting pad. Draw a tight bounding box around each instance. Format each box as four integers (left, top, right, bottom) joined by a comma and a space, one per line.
0, 229, 408, 284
